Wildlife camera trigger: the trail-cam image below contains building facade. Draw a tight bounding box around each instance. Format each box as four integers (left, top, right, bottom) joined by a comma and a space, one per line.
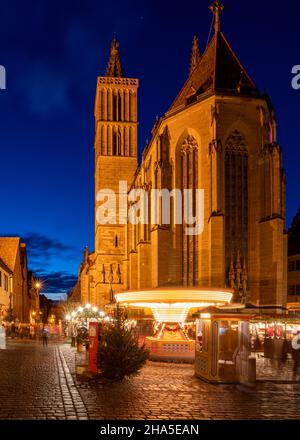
27, 271, 41, 323
0, 237, 30, 321
77, 2, 287, 310
0, 258, 12, 321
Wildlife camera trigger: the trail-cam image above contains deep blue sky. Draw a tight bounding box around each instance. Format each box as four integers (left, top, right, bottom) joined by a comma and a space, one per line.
0, 0, 299, 299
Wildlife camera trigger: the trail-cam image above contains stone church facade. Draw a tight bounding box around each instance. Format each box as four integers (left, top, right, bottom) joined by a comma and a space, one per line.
76, 2, 287, 310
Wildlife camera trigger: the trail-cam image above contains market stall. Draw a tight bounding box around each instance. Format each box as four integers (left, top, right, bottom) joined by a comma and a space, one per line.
195, 311, 255, 383
250, 315, 300, 360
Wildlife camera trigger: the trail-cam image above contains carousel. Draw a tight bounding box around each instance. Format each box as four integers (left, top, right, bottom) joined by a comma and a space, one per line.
115, 287, 233, 362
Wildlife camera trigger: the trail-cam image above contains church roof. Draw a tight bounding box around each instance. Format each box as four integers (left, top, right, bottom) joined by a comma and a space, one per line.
0, 237, 20, 271
288, 208, 300, 256
169, 31, 259, 112
105, 38, 124, 78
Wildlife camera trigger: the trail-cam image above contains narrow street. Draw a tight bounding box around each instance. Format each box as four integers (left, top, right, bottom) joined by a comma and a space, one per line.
1, 341, 300, 420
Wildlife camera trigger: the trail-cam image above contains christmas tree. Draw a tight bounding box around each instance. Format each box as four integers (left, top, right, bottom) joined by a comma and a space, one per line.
97, 306, 149, 381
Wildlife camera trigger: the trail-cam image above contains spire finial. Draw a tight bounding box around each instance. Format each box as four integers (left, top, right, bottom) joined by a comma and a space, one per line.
209, 0, 224, 33
189, 35, 201, 76
105, 37, 124, 78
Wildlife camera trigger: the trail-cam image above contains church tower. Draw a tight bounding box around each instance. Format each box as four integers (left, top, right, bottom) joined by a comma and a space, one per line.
93, 38, 139, 306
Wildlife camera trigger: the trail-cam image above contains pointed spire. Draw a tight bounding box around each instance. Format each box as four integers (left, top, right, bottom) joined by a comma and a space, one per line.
189, 35, 201, 76
105, 37, 124, 78
209, 0, 224, 34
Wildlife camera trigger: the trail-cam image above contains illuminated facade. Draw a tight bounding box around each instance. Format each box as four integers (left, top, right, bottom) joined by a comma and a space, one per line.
0, 237, 29, 321
77, 2, 287, 311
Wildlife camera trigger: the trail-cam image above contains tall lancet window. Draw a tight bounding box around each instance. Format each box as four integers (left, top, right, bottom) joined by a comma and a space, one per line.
225, 130, 248, 286
181, 135, 198, 286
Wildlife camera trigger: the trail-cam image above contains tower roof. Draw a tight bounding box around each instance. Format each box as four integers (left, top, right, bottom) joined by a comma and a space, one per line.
105, 37, 124, 78
169, 1, 259, 112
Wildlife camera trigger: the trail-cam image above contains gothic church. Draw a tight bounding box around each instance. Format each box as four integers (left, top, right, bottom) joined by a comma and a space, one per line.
75, 1, 287, 310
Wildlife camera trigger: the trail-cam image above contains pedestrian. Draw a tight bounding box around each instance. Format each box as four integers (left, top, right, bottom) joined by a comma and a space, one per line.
11, 322, 15, 339
291, 346, 300, 380
30, 324, 35, 340
42, 326, 49, 347
0, 323, 6, 349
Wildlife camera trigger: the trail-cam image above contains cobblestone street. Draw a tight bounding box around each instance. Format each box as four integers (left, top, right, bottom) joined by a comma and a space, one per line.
1, 341, 300, 420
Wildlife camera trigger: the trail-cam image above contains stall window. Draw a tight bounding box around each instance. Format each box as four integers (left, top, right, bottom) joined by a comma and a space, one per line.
219, 320, 239, 362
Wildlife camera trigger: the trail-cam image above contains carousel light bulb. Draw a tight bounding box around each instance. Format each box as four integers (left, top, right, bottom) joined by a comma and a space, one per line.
104, 316, 110, 322
78, 307, 83, 313
99, 311, 105, 317
85, 304, 91, 309
92, 306, 98, 312
65, 315, 71, 321
71, 311, 76, 317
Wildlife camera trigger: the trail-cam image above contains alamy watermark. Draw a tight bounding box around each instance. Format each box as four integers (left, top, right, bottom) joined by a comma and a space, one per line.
96, 181, 204, 236
292, 65, 300, 90
0, 65, 6, 90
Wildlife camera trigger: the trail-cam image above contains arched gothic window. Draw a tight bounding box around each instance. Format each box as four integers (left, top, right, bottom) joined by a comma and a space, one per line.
112, 129, 121, 156
180, 134, 199, 286
225, 130, 248, 275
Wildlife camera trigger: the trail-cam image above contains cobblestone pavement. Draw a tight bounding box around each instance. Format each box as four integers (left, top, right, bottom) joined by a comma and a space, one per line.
0, 341, 88, 420
1, 341, 300, 419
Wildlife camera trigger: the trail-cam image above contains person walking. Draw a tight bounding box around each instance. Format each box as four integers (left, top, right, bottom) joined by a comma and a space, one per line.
42, 326, 49, 347
30, 324, 35, 340
0, 323, 6, 349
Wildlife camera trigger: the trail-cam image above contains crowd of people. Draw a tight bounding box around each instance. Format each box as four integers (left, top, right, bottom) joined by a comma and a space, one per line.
0, 321, 62, 343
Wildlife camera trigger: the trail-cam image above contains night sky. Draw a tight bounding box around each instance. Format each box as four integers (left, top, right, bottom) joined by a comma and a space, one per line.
0, 0, 299, 299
